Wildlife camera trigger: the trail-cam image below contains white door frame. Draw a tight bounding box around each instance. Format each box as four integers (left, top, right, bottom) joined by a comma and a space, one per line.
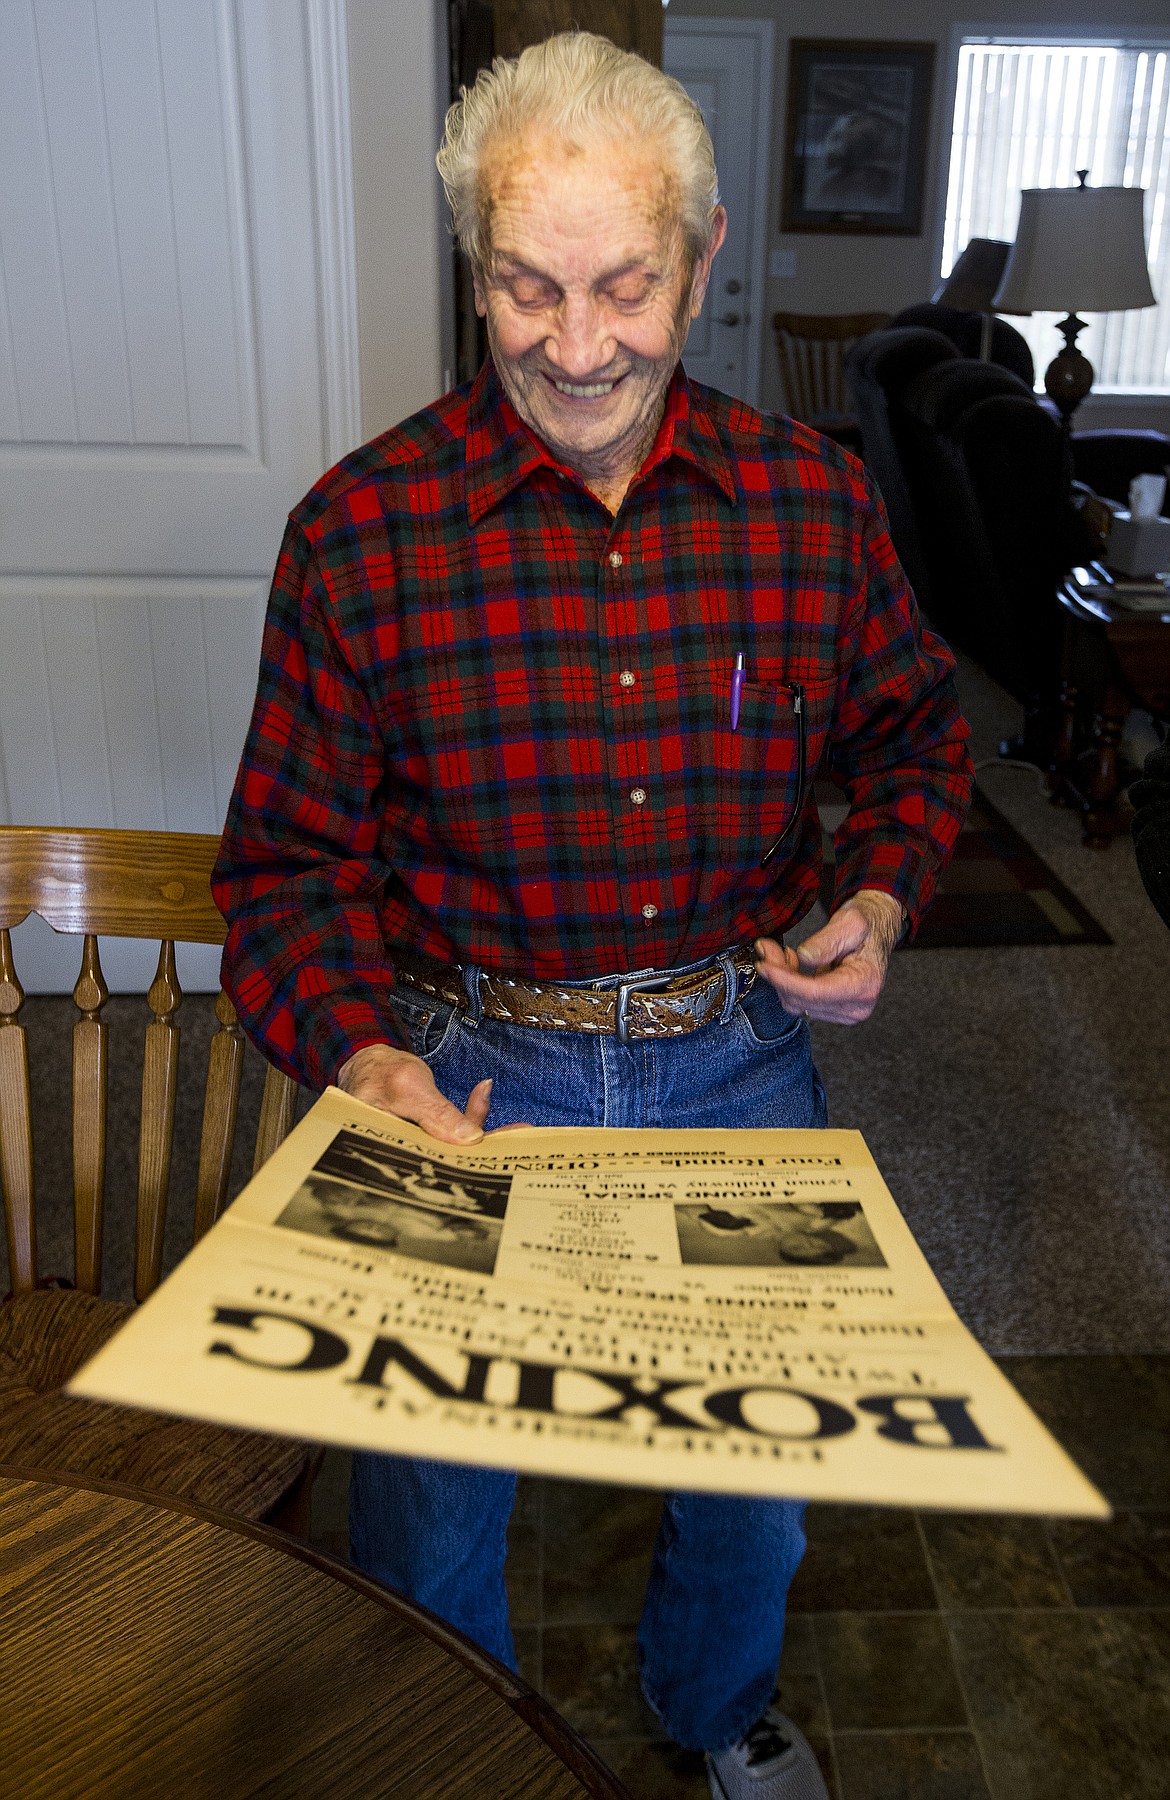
306, 0, 362, 465
664, 14, 775, 410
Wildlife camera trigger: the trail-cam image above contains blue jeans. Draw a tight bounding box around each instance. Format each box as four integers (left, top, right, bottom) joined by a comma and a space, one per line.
349, 961, 827, 1753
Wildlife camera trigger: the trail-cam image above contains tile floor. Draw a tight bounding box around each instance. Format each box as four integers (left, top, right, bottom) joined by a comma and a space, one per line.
311, 1352, 1170, 1799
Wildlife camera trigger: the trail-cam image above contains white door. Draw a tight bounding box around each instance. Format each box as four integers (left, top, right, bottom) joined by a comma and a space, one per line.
0, 0, 358, 989
662, 16, 773, 409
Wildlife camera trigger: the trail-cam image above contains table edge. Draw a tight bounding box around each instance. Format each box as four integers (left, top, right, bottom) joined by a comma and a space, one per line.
0, 1462, 632, 1800
1059, 582, 1170, 629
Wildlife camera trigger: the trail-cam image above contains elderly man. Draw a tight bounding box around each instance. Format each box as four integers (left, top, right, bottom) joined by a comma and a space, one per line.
214, 32, 971, 1800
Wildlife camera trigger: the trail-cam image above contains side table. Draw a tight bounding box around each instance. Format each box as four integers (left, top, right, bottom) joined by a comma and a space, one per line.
1051, 576, 1170, 846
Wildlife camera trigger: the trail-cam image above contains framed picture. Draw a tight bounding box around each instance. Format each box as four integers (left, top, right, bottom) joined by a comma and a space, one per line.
781, 39, 936, 235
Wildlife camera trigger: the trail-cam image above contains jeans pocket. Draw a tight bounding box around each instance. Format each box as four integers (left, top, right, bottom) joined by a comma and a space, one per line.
735, 976, 805, 1050
391, 990, 463, 1067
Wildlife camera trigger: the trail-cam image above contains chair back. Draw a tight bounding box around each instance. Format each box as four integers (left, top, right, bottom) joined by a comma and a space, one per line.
896, 359, 1067, 701
0, 828, 299, 1303
772, 311, 893, 423
892, 303, 1036, 386
844, 325, 960, 609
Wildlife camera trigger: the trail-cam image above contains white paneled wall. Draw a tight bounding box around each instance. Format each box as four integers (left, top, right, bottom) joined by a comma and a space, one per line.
0, 577, 264, 829
0, 575, 265, 991
0, 0, 256, 453
0, 0, 338, 577
0, 0, 364, 994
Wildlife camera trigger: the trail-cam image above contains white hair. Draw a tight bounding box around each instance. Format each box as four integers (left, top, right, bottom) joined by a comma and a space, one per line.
436, 31, 720, 271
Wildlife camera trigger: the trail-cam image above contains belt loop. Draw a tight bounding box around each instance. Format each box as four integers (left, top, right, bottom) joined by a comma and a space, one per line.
462, 963, 483, 1027
716, 953, 738, 1025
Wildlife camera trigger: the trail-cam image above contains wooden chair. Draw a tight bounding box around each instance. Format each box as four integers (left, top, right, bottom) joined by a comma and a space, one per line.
0, 827, 315, 1527
772, 311, 893, 440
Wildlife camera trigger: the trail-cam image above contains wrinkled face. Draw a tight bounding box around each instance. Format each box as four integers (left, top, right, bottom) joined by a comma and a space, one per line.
473, 129, 724, 486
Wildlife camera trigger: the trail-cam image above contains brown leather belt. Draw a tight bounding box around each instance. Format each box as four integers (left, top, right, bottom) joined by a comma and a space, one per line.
393, 946, 759, 1043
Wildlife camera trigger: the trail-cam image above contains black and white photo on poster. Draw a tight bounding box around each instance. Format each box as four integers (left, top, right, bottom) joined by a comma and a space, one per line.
273, 1129, 513, 1274
674, 1199, 886, 1267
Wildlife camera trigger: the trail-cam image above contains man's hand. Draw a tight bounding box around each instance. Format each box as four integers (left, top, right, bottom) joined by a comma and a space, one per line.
753, 889, 905, 1026
336, 1043, 492, 1144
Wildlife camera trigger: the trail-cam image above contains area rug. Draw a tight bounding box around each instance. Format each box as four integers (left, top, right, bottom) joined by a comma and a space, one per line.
816, 783, 1112, 949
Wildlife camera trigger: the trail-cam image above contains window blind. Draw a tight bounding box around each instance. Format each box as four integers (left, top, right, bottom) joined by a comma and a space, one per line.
942, 42, 1170, 392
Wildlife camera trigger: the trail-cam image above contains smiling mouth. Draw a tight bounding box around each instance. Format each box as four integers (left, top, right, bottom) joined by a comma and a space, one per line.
548, 375, 625, 399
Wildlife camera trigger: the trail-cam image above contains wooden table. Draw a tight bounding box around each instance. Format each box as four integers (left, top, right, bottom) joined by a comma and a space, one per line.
1051, 577, 1170, 845
0, 1466, 629, 1800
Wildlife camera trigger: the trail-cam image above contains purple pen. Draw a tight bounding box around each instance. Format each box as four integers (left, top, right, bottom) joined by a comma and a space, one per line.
730, 652, 746, 730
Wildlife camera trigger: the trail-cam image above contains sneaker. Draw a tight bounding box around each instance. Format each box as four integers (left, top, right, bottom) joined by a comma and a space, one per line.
707, 1692, 829, 1800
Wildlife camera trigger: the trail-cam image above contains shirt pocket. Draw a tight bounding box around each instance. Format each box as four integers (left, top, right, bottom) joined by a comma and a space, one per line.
712, 673, 834, 861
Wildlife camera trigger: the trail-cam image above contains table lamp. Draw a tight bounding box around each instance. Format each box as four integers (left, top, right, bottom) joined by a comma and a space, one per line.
992, 173, 1156, 431
932, 237, 1012, 359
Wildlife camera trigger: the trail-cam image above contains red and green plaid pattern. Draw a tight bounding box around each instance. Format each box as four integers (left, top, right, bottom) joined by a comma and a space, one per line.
213, 360, 972, 1088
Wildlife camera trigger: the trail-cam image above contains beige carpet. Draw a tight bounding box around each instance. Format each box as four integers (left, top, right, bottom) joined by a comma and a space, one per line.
801, 654, 1170, 1353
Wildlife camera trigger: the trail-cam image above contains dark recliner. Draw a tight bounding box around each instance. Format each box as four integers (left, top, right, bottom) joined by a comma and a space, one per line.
893, 302, 1036, 388
843, 326, 960, 609
844, 318, 1164, 747
895, 358, 1072, 707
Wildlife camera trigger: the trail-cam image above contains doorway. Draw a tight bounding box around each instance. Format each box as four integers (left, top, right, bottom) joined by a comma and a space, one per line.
662, 15, 775, 409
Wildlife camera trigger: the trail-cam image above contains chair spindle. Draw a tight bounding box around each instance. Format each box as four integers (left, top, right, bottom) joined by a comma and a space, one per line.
72, 935, 109, 1295
253, 1064, 298, 1175
0, 928, 36, 1293
135, 940, 182, 1301
773, 312, 894, 428
194, 990, 245, 1241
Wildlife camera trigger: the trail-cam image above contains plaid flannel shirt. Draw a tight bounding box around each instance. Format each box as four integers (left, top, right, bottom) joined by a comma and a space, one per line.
213, 360, 972, 1088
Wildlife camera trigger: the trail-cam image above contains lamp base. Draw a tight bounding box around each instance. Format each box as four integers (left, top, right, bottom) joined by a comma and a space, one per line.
1044, 313, 1094, 430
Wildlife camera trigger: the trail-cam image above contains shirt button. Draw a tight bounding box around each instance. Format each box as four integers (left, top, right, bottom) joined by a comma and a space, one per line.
630, 788, 646, 805
609, 551, 623, 568
641, 903, 658, 920
618, 670, 636, 688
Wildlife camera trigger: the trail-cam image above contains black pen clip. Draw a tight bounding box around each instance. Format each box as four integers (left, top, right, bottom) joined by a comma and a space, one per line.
761, 684, 807, 868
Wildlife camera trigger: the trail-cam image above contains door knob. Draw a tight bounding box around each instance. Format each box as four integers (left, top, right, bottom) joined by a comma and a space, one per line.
715, 312, 741, 327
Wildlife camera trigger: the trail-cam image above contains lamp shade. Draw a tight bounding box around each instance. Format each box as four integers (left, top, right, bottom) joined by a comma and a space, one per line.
993, 184, 1156, 314
932, 238, 1012, 310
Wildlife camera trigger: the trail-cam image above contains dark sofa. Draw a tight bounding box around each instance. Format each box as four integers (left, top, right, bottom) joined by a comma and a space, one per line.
846, 318, 1170, 723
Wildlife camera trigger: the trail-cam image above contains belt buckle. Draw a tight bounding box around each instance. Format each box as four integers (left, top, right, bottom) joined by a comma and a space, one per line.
615, 973, 672, 1044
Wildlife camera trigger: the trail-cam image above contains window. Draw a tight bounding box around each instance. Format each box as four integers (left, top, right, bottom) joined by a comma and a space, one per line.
941, 41, 1170, 392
